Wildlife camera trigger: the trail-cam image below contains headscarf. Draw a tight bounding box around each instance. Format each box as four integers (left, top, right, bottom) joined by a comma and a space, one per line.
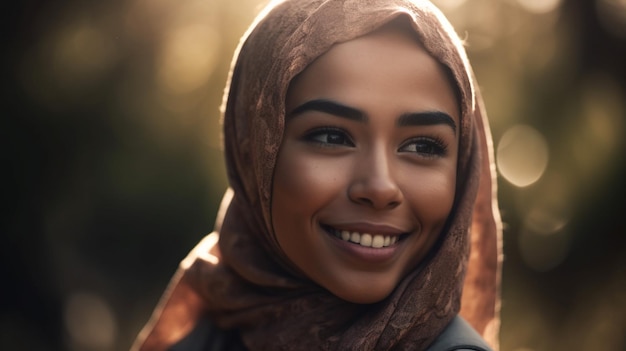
133, 0, 502, 350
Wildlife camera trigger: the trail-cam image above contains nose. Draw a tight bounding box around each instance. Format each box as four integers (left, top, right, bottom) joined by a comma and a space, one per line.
348, 148, 403, 210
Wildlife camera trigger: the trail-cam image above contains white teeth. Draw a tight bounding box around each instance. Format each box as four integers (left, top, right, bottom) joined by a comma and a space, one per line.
372, 235, 384, 248
330, 227, 401, 248
341, 230, 351, 241
360, 233, 372, 247
350, 232, 360, 243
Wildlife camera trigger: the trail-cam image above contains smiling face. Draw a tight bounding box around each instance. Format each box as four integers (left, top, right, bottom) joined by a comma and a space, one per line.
271, 22, 460, 304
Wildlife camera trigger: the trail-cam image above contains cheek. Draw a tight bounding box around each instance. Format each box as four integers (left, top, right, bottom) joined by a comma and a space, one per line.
402, 167, 457, 229
271, 148, 349, 235
271, 148, 351, 280
274, 152, 345, 208
398, 165, 457, 275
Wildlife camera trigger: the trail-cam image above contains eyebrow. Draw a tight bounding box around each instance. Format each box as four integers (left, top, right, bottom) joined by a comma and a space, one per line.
397, 111, 457, 134
288, 99, 366, 122
289, 98, 456, 134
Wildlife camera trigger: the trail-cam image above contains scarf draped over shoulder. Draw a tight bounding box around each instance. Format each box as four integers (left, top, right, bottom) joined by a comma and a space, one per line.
133, 0, 502, 350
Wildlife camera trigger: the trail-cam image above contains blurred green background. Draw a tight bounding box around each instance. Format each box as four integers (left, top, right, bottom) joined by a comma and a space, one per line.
1, 0, 624, 350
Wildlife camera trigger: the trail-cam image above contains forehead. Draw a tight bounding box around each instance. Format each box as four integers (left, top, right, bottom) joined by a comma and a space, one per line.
286, 22, 460, 122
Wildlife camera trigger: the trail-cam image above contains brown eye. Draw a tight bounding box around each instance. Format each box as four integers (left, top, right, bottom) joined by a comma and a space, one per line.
399, 137, 447, 158
305, 128, 354, 146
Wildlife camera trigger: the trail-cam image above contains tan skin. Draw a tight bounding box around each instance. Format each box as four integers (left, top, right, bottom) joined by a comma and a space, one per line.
272, 23, 460, 304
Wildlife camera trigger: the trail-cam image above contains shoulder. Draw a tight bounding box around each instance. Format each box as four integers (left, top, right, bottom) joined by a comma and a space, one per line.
169, 314, 491, 351
426, 315, 494, 351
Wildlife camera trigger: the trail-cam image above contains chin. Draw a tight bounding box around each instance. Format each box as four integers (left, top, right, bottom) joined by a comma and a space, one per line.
330, 281, 396, 305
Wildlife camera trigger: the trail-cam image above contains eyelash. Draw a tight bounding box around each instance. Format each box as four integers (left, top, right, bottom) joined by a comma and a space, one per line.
303, 127, 355, 147
398, 136, 448, 158
303, 127, 449, 158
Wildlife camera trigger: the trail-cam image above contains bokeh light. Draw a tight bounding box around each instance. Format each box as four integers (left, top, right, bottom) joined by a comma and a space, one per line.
156, 23, 221, 95
51, 22, 117, 92
518, 227, 570, 272
523, 206, 569, 236
571, 73, 625, 182
64, 292, 118, 350
496, 125, 549, 187
596, 0, 626, 38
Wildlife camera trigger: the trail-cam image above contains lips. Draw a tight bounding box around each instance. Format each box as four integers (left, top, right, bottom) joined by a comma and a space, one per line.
321, 224, 407, 248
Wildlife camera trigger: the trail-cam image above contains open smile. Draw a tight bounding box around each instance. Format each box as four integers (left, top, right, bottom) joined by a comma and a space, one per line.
321, 224, 409, 248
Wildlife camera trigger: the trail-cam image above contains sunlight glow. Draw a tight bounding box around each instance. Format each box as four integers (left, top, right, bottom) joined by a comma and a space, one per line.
433, 0, 468, 10
516, 0, 562, 14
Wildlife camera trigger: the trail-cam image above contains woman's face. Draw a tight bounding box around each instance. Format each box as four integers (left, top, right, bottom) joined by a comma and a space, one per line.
272, 24, 460, 304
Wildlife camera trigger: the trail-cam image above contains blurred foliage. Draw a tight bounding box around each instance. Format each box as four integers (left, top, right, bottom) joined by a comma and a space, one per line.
1, 0, 624, 350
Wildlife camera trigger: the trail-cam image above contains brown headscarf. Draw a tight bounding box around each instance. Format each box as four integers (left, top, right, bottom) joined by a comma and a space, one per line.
133, 0, 502, 350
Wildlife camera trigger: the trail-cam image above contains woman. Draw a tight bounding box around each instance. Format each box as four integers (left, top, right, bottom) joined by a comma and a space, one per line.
133, 0, 502, 350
